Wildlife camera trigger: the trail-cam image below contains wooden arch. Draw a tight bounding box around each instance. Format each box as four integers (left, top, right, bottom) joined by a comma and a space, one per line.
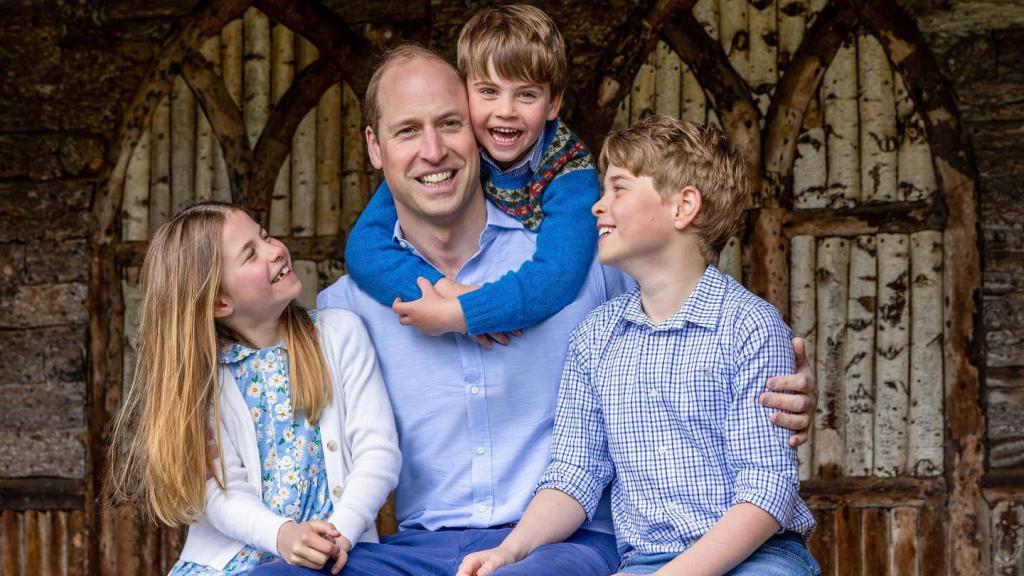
83, 0, 984, 572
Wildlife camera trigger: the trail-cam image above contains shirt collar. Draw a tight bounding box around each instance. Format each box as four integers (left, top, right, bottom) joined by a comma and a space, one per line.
219, 339, 288, 365
621, 265, 726, 331
391, 198, 526, 258
479, 120, 549, 176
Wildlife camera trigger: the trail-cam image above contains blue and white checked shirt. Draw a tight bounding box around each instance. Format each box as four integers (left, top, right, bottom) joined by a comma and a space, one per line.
537, 265, 815, 559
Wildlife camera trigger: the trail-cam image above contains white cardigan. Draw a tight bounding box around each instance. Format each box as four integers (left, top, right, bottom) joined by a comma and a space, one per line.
178, 308, 401, 569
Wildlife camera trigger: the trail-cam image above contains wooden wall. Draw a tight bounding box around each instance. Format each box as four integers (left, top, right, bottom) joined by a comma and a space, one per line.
1, 0, 1020, 574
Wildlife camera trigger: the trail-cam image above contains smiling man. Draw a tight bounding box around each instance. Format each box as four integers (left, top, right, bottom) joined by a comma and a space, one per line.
251, 45, 817, 576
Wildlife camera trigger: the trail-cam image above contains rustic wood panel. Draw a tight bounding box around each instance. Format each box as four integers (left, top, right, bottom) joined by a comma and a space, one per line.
835, 504, 862, 576
863, 507, 891, 576
809, 506, 837, 576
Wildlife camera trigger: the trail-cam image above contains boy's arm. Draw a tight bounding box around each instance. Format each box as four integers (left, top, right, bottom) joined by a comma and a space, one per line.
457, 168, 599, 335
457, 330, 613, 576
343, 181, 443, 305
456, 489, 587, 576
664, 304, 802, 576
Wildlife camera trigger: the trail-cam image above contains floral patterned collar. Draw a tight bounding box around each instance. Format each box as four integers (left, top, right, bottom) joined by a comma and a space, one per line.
218, 340, 287, 365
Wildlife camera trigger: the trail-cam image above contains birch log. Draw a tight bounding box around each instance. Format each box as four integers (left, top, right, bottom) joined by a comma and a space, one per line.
243, 7, 271, 148
844, 235, 876, 476
858, 33, 898, 203
341, 82, 369, 232
170, 76, 196, 214
807, 0, 829, 26
815, 237, 849, 478
291, 38, 319, 237
611, 94, 630, 132
891, 507, 919, 575
294, 260, 319, 308
789, 235, 816, 480
681, 64, 707, 125
895, 74, 937, 202
793, 92, 828, 208
719, 0, 749, 81
718, 237, 742, 282
823, 36, 859, 208
748, 0, 777, 117
194, 37, 219, 202
909, 230, 943, 476
122, 267, 143, 395
122, 130, 150, 242
630, 52, 656, 123
216, 20, 241, 201
149, 97, 171, 233
874, 233, 910, 477
316, 83, 343, 236
654, 41, 681, 117
269, 24, 295, 235
694, 0, 720, 40
778, 0, 807, 73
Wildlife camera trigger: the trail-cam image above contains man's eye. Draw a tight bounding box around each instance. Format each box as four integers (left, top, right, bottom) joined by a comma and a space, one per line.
442, 119, 461, 129
397, 127, 416, 137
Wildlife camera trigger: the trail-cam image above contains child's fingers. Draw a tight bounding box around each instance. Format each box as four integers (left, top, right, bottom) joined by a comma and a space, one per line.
330, 549, 348, 574
456, 555, 484, 576
474, 334, 494, 350
487, 332, 510, 346
307, 519, 341, 539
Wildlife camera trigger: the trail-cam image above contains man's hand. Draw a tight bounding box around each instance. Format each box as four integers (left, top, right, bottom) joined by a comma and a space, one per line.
456, 545, 520, 576
276, 520, 341, 569
392, 277, 469, 335
760, 337, 817, 447
329, 534, 352, 574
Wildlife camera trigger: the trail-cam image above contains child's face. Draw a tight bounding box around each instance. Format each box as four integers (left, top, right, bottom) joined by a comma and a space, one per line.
215, 210, 300, 325
593, 164, 679, 270
466, 62, 561, 169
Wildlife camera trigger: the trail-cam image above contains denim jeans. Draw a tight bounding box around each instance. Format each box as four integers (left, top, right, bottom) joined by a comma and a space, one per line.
617, 531, 820, 575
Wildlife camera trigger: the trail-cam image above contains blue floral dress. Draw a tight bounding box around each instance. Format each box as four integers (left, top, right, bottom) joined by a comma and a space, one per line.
170, 321, 335, 575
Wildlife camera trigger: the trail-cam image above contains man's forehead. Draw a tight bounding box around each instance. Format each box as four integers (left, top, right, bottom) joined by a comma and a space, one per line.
376, 59, 468, 122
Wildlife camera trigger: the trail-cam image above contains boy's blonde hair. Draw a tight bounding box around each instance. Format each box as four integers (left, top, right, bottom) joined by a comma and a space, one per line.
457, 4, 568, 99
108, 201, 332, 526
599, 114, 750, 263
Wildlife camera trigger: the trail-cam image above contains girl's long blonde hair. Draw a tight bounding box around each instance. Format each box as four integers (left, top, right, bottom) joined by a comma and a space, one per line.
108, 201, 332, 526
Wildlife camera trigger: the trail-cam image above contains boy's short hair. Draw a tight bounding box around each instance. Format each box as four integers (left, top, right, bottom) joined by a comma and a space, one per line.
599, 114, 750, 263
457, 4, 568, 99
364, 43, 456, 134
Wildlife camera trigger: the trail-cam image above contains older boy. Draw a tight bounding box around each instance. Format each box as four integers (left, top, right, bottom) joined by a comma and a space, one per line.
458, 116, 819, 576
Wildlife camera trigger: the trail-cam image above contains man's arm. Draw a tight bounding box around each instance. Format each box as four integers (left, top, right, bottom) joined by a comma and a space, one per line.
761, 337, 817, 446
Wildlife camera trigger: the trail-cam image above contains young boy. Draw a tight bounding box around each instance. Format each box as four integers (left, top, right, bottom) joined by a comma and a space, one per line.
344, 4, 598, 341
457, 116, 819, 576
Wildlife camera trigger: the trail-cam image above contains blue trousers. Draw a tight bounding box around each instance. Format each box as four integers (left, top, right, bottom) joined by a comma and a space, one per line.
617, 531, 820, 575
249, 527, 618, 576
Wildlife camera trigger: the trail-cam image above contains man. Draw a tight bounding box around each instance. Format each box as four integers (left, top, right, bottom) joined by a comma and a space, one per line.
254, 45, 816, 576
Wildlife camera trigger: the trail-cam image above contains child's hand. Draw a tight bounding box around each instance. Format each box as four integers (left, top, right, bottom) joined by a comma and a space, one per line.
392, 277, 469, 336
434, 277, 479, 298
276, 520, 341, 569
456, 545, 519, 576
473, 330, 524, 350
328, 534, 352, 574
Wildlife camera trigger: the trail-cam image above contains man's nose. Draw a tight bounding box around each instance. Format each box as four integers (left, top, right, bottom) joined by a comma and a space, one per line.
420, 128, 447, 163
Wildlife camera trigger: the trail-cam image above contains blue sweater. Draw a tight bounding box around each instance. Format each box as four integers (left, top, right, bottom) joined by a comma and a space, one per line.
344, 119, 599, 335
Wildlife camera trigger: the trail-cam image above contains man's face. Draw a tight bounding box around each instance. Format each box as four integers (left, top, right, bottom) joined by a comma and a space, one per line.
365, 57, 481, 228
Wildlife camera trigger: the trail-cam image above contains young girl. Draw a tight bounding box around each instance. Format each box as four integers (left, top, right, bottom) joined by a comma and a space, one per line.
109, 201, 401, 575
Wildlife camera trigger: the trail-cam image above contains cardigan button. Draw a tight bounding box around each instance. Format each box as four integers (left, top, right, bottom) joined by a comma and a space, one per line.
333, 485, 343, 497
326, 440, 338, 452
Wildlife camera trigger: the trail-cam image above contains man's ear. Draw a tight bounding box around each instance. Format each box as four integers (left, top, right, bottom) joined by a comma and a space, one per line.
213, 294, 233, 319
672, 185, 702, 230
365, 126, 383, 170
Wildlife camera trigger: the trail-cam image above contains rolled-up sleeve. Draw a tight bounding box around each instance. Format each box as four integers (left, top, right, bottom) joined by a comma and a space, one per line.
725, 303, 799, 527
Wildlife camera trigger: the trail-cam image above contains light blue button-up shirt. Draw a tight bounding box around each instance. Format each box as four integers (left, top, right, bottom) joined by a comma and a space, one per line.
318, 201, 629, 533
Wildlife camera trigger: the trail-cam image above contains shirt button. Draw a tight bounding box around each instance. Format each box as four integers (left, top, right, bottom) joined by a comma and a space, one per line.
470, 386, 480, 395
332, 485, 343, 497
476, 447, 486, 455
326, 441, 338, 452
477, 504, 488, 513
658, 446, 669, 455
649, 388, 659, 398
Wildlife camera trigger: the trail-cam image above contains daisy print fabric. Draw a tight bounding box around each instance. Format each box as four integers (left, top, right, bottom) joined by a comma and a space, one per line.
169, 314, 333, 576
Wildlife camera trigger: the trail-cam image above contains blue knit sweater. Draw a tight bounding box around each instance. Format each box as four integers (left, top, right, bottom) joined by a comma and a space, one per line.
343, 118, 599, 335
